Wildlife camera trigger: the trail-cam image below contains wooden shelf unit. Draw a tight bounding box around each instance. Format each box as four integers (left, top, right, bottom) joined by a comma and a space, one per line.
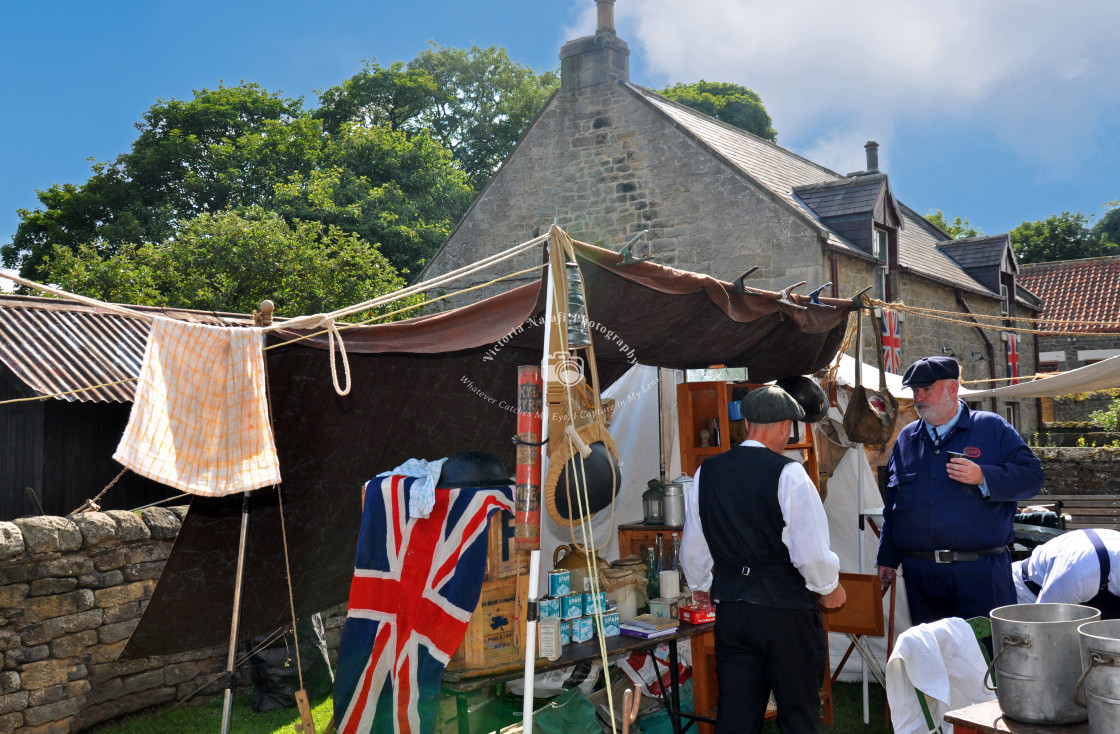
676, 381, 820, 487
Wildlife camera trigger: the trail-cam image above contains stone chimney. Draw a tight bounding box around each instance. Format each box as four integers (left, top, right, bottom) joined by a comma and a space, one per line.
865, 141, 880, 173
559, 0, 630, 92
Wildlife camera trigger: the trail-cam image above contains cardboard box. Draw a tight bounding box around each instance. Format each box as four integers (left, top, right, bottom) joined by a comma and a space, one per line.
447, 574, 529, 670
538, 617, 562, 661
680, 603, 716, 624
484, 510, 531, 580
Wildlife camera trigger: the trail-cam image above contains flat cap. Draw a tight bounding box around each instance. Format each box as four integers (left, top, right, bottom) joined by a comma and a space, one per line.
901, 356, 960, 388
739, 385, 805, 424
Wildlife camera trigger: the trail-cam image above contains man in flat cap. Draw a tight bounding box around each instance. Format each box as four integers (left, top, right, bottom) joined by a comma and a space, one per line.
876, 356, 1043, 625
682, 385, 846, 734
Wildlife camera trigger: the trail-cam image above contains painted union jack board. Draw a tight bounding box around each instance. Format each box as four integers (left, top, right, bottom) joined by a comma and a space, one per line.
1006, 332, 1020, 385
333, 475, 513, 734
881, 309, 902, 374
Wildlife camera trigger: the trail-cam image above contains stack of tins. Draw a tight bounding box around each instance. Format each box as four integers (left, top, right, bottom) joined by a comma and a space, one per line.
447, 366, 541, 671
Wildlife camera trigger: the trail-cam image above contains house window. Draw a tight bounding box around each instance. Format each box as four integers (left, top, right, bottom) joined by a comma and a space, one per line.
1000, 285, 1009, 316
873, 228, 888, 262
1004, 403, 1019, 431
1039, 362, 1060, 373
872, 228, 889, 301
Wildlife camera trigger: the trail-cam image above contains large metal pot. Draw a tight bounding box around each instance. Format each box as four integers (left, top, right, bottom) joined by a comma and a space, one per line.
1076, 619, 1120, 734
988, 603, 1100, 725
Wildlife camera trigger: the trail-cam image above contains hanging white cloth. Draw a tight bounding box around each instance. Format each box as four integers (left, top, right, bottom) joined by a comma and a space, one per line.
885, 617, 991, 734
113, 316, 281, 496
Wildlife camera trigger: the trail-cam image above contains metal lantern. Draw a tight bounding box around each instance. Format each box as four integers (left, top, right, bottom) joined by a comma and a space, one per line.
642, 483, 664, 525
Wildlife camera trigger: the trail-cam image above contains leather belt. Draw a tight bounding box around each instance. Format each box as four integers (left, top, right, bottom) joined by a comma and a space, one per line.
902, 546, 1007, 564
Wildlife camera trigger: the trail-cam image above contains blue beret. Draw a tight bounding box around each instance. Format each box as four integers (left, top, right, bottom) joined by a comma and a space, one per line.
901, 356, 960, 388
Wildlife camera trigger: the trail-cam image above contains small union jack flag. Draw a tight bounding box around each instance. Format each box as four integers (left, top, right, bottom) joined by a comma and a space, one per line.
1006, 332, 1020, 385
881, 309, 902, 374
333, 475, 513, 734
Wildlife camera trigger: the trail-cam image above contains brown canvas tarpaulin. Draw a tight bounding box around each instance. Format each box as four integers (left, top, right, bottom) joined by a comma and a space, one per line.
123, 239, 855, 658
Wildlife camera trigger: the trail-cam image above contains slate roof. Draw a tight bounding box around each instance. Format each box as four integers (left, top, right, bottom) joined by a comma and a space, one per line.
630, 84, 1006, 300
794, 176, 886, 219
1018, 257, 1120, 333
937, 235, 1014, 271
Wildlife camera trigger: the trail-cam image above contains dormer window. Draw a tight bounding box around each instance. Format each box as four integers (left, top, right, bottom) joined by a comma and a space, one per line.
1000, 284, 1009, 316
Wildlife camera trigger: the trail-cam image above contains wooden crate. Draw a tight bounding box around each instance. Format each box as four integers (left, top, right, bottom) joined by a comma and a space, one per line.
448, 574, 529, 671
484, 509, 531, 581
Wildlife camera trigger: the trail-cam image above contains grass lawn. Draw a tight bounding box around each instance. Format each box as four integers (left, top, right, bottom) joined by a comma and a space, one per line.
88, 680, 893, 733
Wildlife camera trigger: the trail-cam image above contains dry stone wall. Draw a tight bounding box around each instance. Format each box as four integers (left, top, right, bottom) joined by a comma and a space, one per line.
0, 508, 344, 733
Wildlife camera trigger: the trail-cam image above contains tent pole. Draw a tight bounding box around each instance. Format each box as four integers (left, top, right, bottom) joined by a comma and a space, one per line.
855, 308, 870, 724
221, 300, 273, 734
220, 489, 252, 734
521, 232, 560, 733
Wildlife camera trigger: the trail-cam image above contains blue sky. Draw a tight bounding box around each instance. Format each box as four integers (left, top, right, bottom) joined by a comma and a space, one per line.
3, 0, 1119, 262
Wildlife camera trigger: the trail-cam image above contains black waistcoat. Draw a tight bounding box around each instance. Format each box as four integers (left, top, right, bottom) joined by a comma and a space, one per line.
698, 446, 817, 610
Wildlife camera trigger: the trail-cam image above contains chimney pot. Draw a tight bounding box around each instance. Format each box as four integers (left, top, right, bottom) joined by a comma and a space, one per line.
597, 0, 616, 34
865, 141, 879, 172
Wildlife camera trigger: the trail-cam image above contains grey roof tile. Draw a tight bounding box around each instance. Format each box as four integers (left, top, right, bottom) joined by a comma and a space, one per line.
632, 85, 1001, 298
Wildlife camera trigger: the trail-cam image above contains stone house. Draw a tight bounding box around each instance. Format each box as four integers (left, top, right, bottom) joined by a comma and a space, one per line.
419, 0, 1041, 434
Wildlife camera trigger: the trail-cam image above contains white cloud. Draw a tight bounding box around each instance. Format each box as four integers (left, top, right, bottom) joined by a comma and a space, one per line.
606, 0, 1120, 175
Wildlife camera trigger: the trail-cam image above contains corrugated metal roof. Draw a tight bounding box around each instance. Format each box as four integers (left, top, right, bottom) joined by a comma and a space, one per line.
0, 295, 257, 404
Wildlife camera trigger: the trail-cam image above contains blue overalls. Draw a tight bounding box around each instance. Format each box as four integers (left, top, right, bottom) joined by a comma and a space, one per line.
877, 403, 1045, 624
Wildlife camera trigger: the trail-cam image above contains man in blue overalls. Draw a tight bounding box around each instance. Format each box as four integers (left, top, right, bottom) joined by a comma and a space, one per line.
1014, 529, 1120, 619
876, 356, 1044, 624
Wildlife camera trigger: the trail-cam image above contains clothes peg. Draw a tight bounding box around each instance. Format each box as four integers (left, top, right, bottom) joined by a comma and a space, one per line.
777, 281, 808, 310
733, 266, 760, 293
808, 282, 836, 308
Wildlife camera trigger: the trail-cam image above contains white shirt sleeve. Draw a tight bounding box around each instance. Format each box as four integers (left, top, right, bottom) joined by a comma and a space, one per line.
679, 446, 841, 596
778, 461, 841, 595
681, 465, 712, 593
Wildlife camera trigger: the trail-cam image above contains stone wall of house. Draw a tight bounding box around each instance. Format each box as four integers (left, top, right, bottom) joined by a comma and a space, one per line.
842, 272, 1040, 435
0, 509, 345, 733
423, 81, 830, 305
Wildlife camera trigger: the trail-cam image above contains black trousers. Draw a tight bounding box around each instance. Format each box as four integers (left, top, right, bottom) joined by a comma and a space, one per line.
713, 600, 825, 734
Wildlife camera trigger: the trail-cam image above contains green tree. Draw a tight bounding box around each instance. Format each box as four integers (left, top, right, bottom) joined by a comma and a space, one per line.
1092, 199, 1120, 247
1010, 211, 1119, 264
314, 60, 439, 135
660, 81, 777, 141
275, 123, 473, 274
926, 210, 983, 239
40, 208, 418, 320
408, 44, 559, 188
4, 83, 321, 281
316, 44, 558, 190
